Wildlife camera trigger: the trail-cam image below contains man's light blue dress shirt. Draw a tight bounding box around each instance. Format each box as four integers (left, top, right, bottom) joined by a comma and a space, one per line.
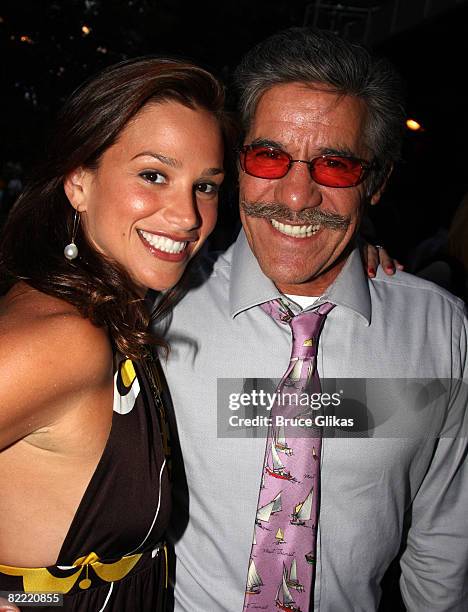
160, 230, 468, 612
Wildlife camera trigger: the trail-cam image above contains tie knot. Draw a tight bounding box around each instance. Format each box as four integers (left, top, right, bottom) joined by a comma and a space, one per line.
260, 299, 335, 360
290, 302, 335, 360
290, 311, 323, 359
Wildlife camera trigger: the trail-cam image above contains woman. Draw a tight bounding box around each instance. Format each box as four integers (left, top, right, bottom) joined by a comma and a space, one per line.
0, 57, 231, 611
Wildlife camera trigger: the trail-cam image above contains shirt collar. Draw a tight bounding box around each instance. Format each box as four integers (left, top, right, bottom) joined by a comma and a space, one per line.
229, 230, 371, 325
230, 231, 282, 318
320, 247, 371, 325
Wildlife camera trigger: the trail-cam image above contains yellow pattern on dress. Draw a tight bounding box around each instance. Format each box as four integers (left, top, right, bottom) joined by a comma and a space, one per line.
121, 359, 136, 388
0, 551, 142, 593
113, 358, 140, 414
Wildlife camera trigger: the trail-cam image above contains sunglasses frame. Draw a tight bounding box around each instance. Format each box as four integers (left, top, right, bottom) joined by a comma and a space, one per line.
239, 144, 374, 188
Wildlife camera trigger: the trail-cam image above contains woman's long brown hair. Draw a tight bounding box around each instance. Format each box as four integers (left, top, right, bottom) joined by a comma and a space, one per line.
0, 58, 235, 360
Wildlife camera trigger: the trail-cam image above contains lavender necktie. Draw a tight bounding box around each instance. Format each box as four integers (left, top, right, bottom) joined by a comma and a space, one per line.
243, 298, 335, 612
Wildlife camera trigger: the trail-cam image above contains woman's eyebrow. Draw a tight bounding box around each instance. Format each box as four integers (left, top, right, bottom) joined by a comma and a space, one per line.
132, 151, 182, 168
202, 167, 225, 176
132, 151, 224, 176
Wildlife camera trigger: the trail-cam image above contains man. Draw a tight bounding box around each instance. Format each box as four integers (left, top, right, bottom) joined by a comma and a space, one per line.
161, 28, 468, 611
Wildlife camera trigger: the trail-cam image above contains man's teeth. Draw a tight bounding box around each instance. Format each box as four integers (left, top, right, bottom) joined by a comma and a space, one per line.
270, 219, 320, 237
139, 230, 187, 254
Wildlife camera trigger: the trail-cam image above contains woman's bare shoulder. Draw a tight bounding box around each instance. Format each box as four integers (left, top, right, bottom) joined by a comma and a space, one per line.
0, 284, 113, 450
1, 282, 83, 318
0, 283, 110, 358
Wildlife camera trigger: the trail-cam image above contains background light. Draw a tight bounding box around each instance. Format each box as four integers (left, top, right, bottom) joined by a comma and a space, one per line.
406, 119, 422, 131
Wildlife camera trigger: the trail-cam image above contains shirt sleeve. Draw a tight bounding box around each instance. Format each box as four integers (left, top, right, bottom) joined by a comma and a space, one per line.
399, 306, 468, 611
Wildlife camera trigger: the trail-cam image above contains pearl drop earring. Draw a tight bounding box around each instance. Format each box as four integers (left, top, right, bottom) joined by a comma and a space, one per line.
64, 210, 80, 260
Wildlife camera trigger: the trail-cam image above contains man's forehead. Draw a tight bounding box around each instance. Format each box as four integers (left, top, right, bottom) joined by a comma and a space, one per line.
252, 82, 364, 122
247, 82, 369, 153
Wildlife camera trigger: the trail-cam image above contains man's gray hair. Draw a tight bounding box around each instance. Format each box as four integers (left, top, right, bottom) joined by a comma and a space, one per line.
234, 28, 406, 196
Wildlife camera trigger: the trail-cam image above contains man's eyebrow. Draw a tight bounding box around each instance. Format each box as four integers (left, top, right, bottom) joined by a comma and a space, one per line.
247, 137, 285, 149
131, 151, 182, 168
320, 146, 359, 157
246, 139, 361, 159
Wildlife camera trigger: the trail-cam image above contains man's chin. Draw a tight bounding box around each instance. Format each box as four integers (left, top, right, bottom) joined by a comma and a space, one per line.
257, 260, 322, 291
258, 250, 352, 295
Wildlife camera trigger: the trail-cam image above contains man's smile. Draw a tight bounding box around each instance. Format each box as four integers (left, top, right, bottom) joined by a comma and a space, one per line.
240, 199, 351, 231
270, 219, 321, 238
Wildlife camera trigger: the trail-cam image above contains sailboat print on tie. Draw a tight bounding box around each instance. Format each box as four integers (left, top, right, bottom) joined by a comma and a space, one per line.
274, 425, 294, 456
275, 527, 286, 544
286, 558, 305, 592
290, 488, 313, 526
266, 440, 295, 481
245, 558, 263, 595
275, 564, 302, 612
256, 492, 282, 529
305, 550, 315, 564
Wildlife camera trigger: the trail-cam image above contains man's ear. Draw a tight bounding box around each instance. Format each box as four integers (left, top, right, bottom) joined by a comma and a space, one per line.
63, 167, 92, 211
369, 163, 393, 206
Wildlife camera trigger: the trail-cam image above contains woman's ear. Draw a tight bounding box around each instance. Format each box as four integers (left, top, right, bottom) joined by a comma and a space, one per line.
63, 167, 92, 211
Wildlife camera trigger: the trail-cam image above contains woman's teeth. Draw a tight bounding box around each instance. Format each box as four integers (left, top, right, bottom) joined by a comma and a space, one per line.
270, 219, 320, 237
139, 230, 187, 254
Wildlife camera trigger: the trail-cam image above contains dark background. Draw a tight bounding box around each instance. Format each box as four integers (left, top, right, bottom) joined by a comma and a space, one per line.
1, 2, 466, 607
1, 0, 468, 262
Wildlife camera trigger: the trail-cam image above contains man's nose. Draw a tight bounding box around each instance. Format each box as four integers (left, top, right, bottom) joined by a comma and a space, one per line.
273, 161, 322, 212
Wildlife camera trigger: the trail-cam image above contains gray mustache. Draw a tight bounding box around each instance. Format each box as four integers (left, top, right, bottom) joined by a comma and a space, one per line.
240, 200, 350, 231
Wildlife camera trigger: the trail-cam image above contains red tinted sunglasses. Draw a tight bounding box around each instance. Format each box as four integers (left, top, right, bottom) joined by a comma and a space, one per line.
239, 144, 373, 188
